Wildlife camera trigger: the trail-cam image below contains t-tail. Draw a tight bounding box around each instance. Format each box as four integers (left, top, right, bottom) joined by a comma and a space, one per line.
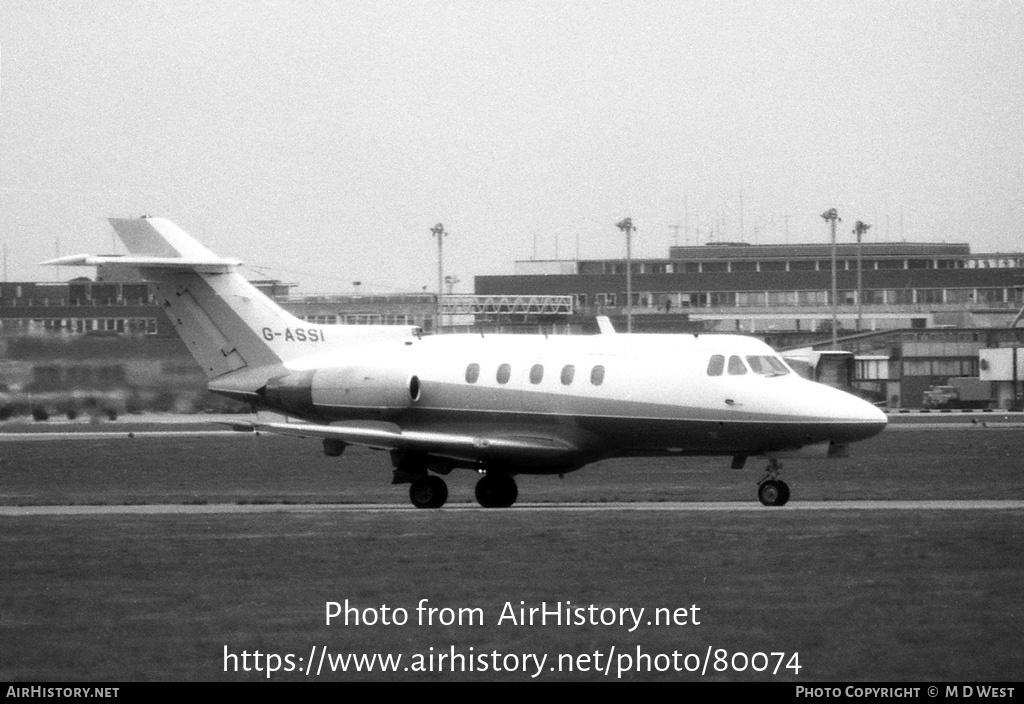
45, 217, 419, 400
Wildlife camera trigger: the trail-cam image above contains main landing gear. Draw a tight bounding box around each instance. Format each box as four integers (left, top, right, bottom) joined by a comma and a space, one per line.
407, 473, 519, 509
474, 473, 518, 508
406, 473, 519, 509
409, 475, 448, 509
757, 459, 790, 507
396, 450, 519, 509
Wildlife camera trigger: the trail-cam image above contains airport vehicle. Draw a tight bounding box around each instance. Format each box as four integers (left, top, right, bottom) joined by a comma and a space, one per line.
921, 378, 993, 410
48, 217, 887, 508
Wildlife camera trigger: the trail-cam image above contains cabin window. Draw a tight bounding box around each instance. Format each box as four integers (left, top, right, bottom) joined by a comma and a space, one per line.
465, 363, 480, 383
496, 363, 511, 384
707, 355, 725, 376
530, 364, 544, 384
560, 364, 575, 385
590, 365, 605, 385
727, 355, 747, 375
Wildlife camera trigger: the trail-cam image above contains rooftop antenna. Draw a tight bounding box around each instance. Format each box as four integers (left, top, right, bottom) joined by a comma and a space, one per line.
684, 193, 689, 245
782, 214, 793, 244
668, 224, 682, 247
739, 188, 744, 241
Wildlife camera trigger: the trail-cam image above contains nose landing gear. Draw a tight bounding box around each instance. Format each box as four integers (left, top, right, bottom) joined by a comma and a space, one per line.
757, 459, 790, 507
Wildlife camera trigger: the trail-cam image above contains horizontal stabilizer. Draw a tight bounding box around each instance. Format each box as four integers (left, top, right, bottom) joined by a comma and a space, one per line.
242, 420, 578, 462
42, 254, 242, 273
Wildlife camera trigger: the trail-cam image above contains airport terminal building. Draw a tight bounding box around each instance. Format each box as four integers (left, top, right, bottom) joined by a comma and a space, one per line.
1, 237, 1023, 412
476, 241, 1024, 335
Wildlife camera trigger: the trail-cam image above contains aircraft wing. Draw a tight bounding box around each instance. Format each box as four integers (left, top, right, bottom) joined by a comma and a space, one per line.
240, 420, 580, 463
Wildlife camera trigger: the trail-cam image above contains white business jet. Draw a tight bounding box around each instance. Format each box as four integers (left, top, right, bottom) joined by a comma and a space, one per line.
47, 218, 887, 508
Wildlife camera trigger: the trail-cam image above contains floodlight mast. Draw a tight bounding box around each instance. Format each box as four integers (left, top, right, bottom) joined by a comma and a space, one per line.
854, 220, 871, 331
616, 217, 636, 333
430, 223, 446, 333
444, 274, 460, 329
821, 208, 841, 348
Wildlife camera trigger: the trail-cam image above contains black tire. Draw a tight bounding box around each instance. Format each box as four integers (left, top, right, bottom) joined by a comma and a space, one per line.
409, 475, 448, 509
475, 474, 518, 508
322, 438, 346, 457
758, 479, 786, 507
777, 480, 791, 506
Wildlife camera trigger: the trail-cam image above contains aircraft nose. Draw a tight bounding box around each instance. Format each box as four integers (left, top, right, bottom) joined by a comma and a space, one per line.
829, 386, 888, 441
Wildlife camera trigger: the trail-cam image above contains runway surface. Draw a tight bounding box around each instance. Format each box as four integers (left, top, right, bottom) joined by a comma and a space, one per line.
3, 499, 1022, 516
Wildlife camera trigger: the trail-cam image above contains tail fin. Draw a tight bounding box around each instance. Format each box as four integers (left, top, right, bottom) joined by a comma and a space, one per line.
46, 217, 418, 380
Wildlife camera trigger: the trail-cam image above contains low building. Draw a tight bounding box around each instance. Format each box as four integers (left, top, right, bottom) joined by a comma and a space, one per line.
478, 241, 1024, 335
979, 346, 1024, 410
792, 327, 1024, 409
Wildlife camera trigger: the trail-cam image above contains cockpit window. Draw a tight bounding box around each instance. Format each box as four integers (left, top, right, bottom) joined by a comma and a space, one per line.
727, 355, 747, 375
746, 355, 790, 376
707, 355, 724, 376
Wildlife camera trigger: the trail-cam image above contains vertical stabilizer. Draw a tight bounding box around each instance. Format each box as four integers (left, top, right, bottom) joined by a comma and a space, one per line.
71, 217, 419, 380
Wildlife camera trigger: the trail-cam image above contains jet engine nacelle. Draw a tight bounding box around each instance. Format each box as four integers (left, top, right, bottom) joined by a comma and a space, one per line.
311, 365, 418, 417
261, 370, 316, 416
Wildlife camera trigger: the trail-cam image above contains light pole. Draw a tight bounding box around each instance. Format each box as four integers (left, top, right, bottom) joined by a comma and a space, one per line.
616, 218, 635, 333
444, 274, 460, 296
444, 274, 460, 330
430, 223, 446, 333
853, 220, 871, 331
821, 208, 841, 348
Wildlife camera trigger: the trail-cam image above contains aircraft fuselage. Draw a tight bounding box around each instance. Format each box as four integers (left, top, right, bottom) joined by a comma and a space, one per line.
232, 331, 886, 474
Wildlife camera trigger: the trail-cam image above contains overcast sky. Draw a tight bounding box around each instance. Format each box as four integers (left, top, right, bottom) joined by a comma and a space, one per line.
1, 1, 1022, 293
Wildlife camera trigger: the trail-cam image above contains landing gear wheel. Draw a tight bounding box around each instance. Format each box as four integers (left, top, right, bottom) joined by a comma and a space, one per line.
475, 474, 518, 508
758, 479, 790, 507
409, 475, 448, 509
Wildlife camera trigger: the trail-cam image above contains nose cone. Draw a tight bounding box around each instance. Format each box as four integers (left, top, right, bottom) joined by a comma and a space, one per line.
816, 384, 888, 442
